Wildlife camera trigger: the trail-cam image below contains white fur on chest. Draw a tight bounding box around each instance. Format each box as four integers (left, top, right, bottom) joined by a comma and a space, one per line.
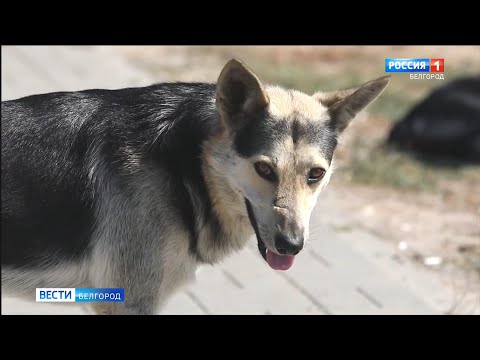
154, 229, 198, 307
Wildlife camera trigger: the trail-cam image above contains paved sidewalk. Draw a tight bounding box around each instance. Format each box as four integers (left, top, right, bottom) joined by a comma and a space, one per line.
1, 46, 445, 315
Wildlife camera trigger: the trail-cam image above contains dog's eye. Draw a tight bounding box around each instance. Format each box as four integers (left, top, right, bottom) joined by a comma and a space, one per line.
308, 168, 325, 183
254, 162, 276, 182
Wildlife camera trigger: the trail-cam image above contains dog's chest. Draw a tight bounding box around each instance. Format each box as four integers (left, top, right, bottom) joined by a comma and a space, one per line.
196, 216, 253, 264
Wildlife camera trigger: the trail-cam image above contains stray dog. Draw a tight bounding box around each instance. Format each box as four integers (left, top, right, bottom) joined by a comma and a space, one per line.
1, 59, 389, 314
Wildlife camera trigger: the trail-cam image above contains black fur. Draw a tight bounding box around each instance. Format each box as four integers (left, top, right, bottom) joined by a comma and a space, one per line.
1, 83, 221, 268
234, 114, 338, 163
245, 199, 266, 261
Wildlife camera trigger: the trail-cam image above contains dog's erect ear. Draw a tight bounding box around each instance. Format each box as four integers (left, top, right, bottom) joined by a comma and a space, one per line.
216, 59, 269, 131
314, 76, 390, 133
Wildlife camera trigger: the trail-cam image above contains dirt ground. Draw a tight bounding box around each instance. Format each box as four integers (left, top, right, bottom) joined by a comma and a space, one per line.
107, 46, 480, 314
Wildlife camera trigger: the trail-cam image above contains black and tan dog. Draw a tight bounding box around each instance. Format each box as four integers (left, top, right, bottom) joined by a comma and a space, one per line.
1, 59, 389, 314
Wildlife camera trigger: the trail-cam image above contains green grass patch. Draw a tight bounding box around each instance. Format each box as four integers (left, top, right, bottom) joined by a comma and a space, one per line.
245, 59, 357, 94
340, 146, 441, 191
330, 224, 354, 233
339, 141, 480, 192
368, 91, 414, 121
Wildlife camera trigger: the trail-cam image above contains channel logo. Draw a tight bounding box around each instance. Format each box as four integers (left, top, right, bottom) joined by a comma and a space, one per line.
385, 58, 444, 73
36, 288, 124, 302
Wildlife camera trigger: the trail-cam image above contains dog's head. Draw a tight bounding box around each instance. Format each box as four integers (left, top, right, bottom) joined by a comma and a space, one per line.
214, 59, 389, 270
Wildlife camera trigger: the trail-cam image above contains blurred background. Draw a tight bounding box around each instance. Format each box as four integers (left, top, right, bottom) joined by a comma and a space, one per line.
2, 46, 479, 314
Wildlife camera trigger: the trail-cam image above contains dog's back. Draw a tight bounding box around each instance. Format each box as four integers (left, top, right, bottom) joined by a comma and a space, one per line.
1, 84, 218, 302
2, 92, 100, 268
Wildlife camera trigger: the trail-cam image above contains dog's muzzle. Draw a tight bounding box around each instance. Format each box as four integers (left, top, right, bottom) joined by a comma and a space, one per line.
244, 198, 297, 271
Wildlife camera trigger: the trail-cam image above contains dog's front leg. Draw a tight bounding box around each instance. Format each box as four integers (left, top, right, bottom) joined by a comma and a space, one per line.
91, 297, 158, 315
90, 295, 159, 315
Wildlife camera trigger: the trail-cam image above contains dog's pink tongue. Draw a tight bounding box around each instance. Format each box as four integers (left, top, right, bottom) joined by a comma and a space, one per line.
266, 249, 295, 271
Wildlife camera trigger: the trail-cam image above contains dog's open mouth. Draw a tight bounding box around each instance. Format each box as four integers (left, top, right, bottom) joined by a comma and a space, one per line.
245, 199, 296, 271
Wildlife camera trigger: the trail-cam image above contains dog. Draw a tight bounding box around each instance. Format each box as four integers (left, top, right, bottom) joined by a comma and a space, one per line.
1, 59, 389, 314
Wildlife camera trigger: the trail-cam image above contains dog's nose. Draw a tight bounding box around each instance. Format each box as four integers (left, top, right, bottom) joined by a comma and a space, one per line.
274, 233, 304, 255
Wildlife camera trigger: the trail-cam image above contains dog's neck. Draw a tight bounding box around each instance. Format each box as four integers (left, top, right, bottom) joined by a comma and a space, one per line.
195, 134, 254, 264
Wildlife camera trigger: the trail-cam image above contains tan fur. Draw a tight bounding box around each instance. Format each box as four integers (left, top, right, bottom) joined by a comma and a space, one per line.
313, 76, 391, 131
91, 302, 117, 315
202, 122, 333, 254
201, 136, 254, 262
265, 86, 330, 121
